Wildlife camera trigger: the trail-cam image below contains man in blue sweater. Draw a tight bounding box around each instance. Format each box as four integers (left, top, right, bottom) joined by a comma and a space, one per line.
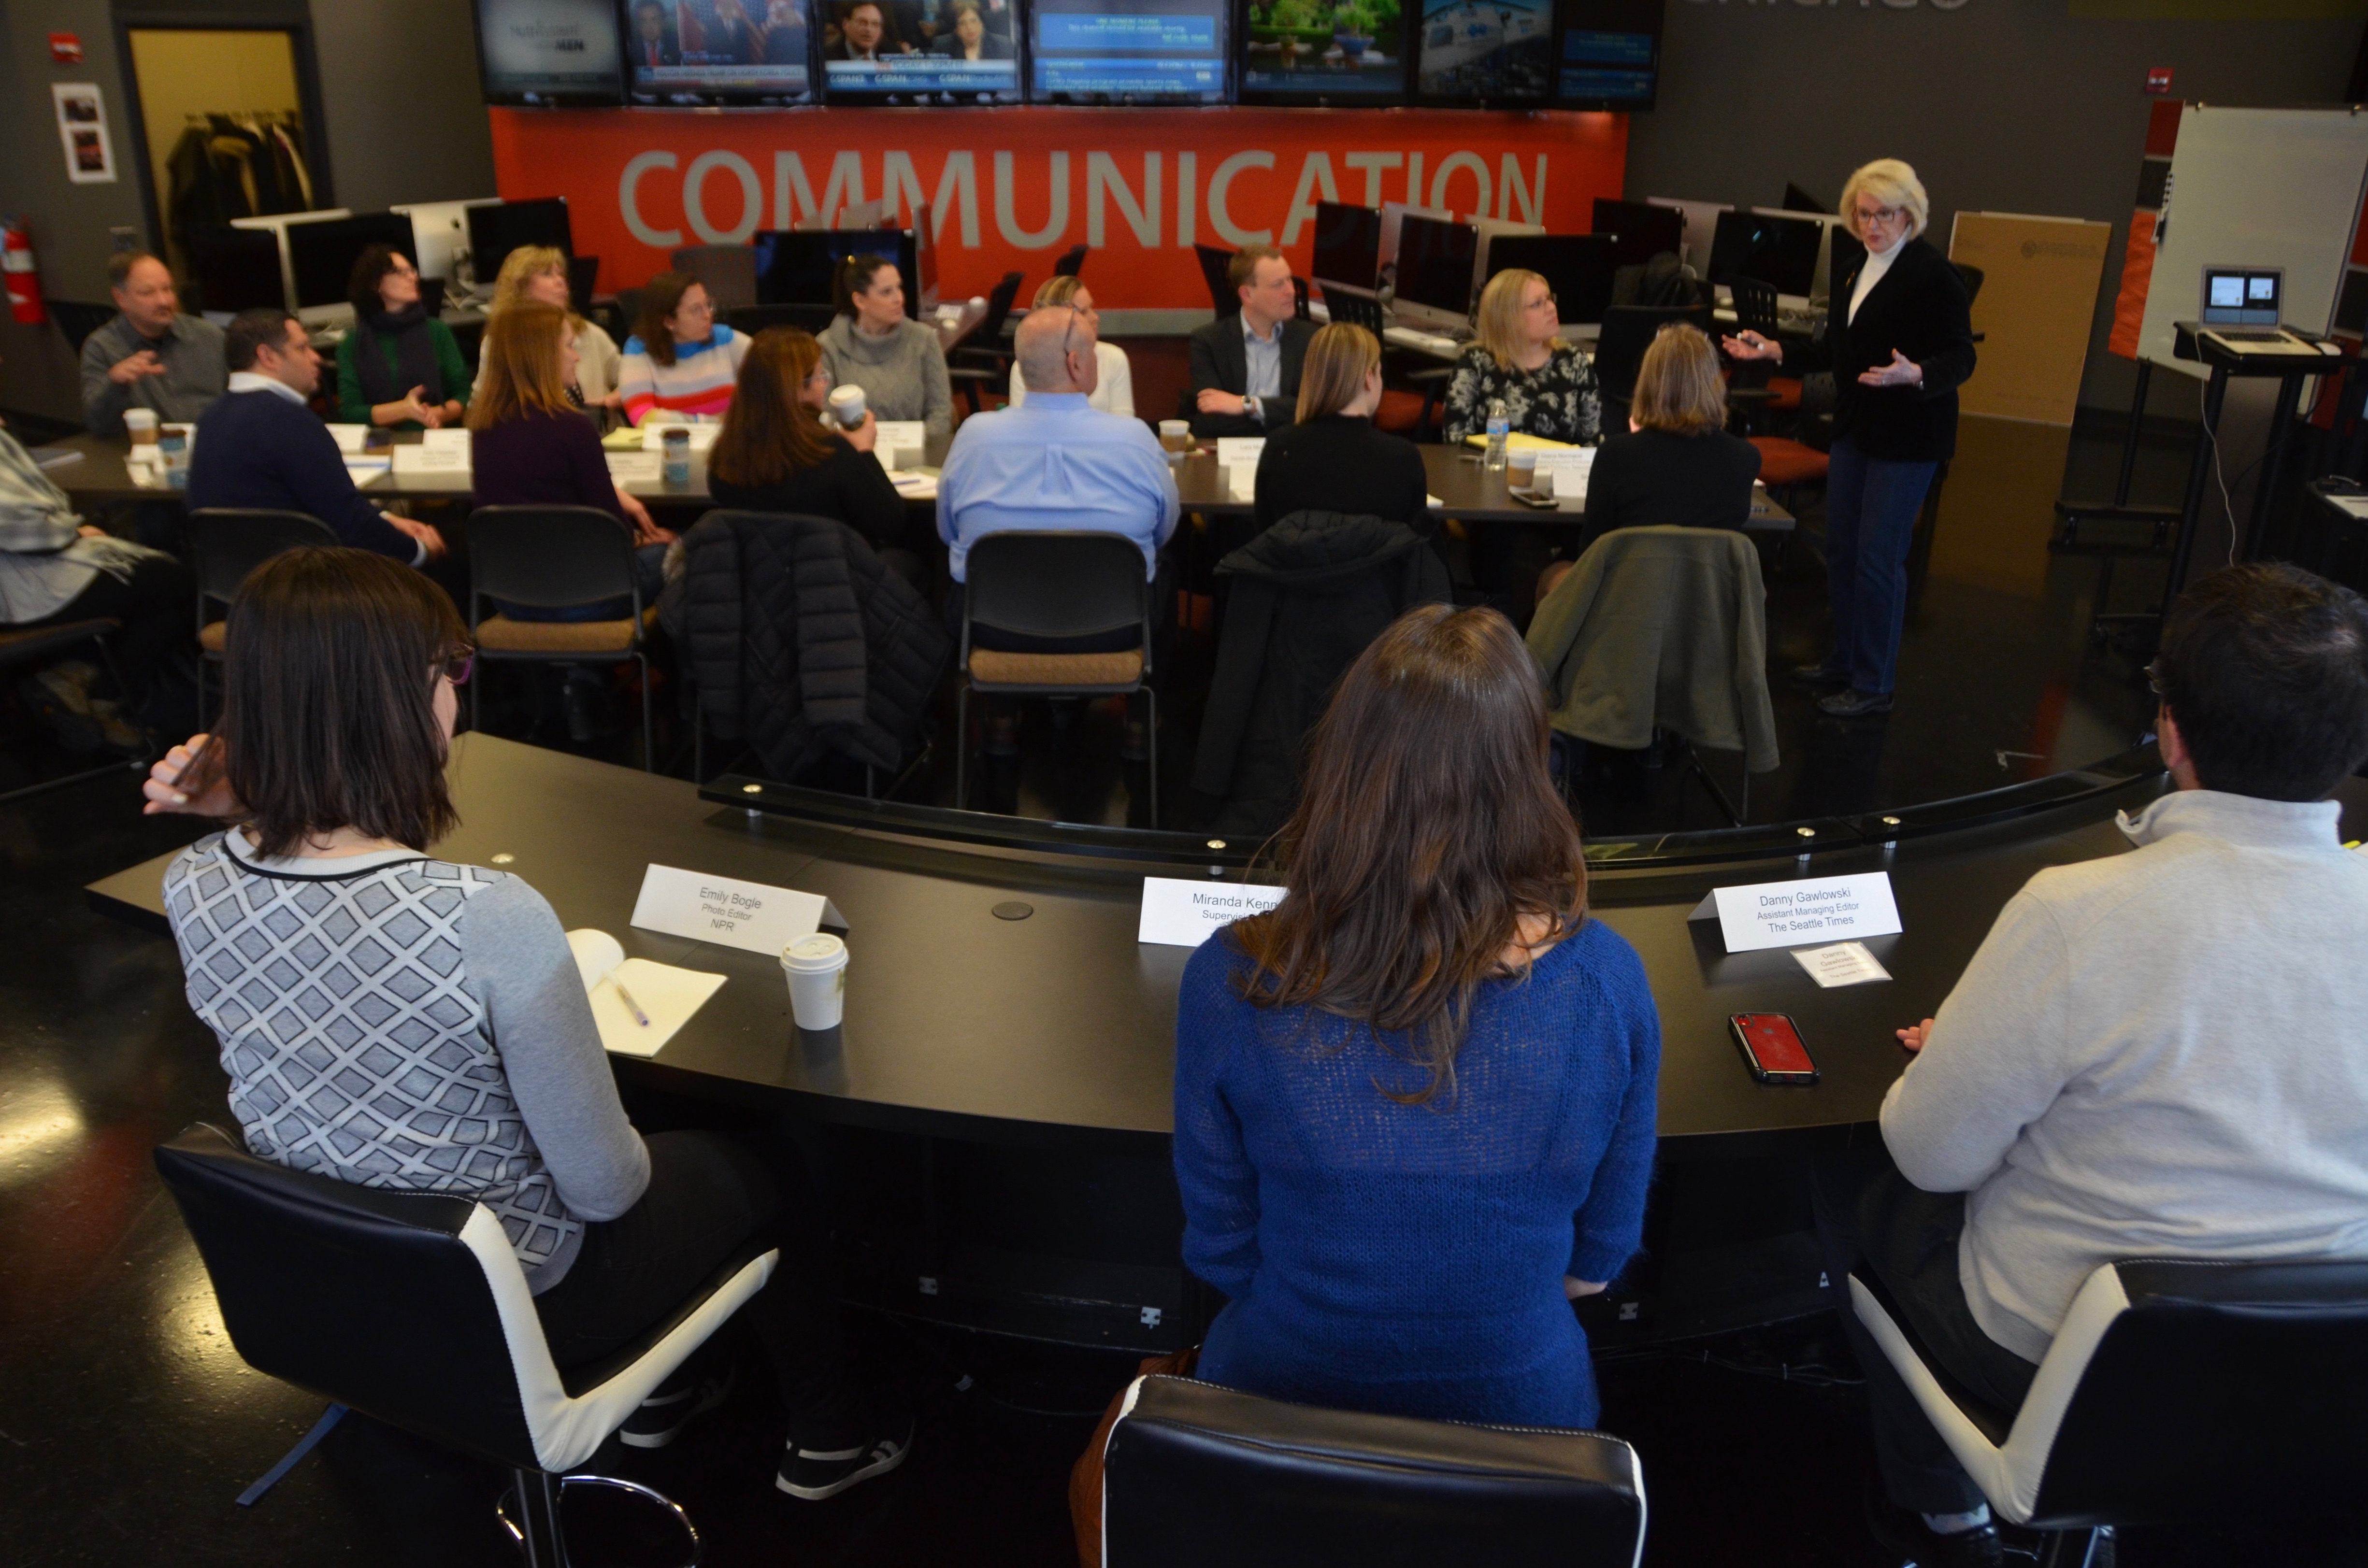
186, 311, 446, 568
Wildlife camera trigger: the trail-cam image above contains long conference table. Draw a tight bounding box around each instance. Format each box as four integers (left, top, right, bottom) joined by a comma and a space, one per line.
46, 429, 1792, 533
89, 734, 2317, 1351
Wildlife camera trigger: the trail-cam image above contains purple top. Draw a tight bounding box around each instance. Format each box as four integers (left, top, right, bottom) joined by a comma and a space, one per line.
471, 409, 625, 525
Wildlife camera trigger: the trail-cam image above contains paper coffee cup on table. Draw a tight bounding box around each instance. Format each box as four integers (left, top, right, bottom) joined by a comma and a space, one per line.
781, 933, 848, 1031
124, 409, 158, 445
1157, 418, 1191, 460
828, 385, 867, 429
1508, 447, 1537, 486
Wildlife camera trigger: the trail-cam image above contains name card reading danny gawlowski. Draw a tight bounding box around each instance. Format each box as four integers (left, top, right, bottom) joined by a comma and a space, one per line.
1687, 871, 1902, 954
630, 864, 827, 957
1139, 876, 1286, 947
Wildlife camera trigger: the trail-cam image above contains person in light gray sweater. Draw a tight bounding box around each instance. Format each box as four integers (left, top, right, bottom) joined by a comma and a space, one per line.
149, 545, 912, 1501
816, 253, 953, 436
1816, 560, 2368, 1568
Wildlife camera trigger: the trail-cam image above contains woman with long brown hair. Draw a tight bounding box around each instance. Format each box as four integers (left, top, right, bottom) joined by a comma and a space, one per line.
1174, 603, 1660, 1427
1248, 322, 1427, 536
708, 327, 907, 551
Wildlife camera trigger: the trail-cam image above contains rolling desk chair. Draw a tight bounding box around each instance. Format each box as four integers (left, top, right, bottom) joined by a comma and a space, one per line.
948, 270, 1026, 414
0, 617, 143, 803
1054, 243, 1089, 278
1195, 245, 1238, 317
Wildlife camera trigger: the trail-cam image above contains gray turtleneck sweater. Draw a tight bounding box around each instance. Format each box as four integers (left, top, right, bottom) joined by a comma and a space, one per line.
817, 316, 954, 437
1882, 787, 2368, 1362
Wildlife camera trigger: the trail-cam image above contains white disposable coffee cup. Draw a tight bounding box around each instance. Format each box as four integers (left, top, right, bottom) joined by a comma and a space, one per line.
828, 385, 867, 429
781, 933, 848, 1030
1508, 447, 1538, 485
124, 408, 159, 444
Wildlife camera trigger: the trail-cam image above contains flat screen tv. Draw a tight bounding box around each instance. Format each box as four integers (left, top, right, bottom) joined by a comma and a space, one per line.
821, 0, 1020, 102
1029, 0, 1229, 103
1553, 0, 1659, 110
1236, 0, 1406, 106
1412, 0, 1549, 106
624, 0, 818, 104
474, 0, 626, 106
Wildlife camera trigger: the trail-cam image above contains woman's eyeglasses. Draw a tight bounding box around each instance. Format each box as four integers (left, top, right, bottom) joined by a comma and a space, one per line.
439, 649, 475, 687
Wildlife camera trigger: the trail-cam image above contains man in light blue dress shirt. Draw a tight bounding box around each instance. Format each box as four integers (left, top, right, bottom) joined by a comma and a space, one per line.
937, 306, 1179, 586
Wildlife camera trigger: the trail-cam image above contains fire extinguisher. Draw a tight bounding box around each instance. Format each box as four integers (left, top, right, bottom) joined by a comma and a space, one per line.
3, 217, 48, 327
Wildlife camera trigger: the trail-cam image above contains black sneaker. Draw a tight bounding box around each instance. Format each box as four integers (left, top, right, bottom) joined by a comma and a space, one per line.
619, 1366, 735, 1450
1790, 662, 1851, 690
1865, 1487, 2003, 1568
1820, 688, 1894, 720
776, 1411, 914, 1501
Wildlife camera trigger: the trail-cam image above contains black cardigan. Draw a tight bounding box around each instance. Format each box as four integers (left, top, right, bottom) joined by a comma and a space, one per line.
1784, 237, 1975, 463
1579, 427, 1762, 554
1251, 414, 1430, 536
706, 435, 908, 550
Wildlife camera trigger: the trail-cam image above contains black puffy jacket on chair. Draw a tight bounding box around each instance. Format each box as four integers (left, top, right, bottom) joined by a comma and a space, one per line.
1191, 510, 1451, 837
660, 509, 948, 781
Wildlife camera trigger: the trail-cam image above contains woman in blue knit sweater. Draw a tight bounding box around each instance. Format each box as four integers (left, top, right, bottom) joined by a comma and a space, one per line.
1175, 603, 1660, 1429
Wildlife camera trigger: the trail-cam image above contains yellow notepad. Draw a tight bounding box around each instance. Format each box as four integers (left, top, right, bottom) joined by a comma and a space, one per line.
566, 929, 726, 1058
1460, 432, 1579, 452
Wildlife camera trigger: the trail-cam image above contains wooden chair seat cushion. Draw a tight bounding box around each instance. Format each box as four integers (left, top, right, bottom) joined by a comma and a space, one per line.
967, 646, 1143, 687
198, 621, 226, 655
1749, 437, 1831, 488
1375, 389, 1429, 435
475, 607, 656, 656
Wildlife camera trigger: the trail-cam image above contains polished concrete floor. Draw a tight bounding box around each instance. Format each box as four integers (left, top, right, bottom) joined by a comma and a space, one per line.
7, 417, 2360, 1565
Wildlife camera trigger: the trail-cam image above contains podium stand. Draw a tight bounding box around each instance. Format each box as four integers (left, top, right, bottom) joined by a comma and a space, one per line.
2163, 321, 2345, 603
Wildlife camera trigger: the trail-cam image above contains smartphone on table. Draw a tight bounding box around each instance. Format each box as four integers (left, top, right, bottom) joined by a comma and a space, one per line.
1731, 1012, 1818, 1085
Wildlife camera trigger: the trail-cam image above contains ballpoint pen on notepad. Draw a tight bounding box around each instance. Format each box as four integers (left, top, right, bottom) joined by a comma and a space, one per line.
609, 976, 651, 1027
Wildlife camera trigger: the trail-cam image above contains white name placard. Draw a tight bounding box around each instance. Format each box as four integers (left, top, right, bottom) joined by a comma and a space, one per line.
605, 452, 662, 484
325, 423, 370, 454
629, 864, 827, 957
1214, 436, 1266, 469
1688, 871, 1901, 954
420, 428, 472, 452
1139, 876, 1286, 947
391, 443, 468, 474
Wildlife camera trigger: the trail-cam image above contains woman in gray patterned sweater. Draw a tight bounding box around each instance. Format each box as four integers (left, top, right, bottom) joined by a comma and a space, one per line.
148, 547, 909, 1501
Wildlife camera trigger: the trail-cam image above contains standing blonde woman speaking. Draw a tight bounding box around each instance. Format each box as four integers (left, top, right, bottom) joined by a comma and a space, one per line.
1724, 158, 1974, 721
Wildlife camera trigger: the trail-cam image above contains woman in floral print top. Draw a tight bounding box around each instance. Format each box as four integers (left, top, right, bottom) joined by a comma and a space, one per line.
1443, 270, 1603, 447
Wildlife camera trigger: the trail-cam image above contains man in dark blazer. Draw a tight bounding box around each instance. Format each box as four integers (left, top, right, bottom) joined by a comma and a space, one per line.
630, 2, 682, 68
1183, 245, 1317, 441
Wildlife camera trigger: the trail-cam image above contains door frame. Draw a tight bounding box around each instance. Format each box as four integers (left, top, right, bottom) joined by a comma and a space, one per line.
112, 4, 338, 263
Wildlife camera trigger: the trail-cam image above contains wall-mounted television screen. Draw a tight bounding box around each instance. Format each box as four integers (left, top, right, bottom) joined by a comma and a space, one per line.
474, 0, 627, 106
822, 0, 1020, 102
1553, 0, 1658, 110
623, 0, 817, 104
1413, 0, 1549, 106
1031, 0, 1228, 104
1237, 0, 1406, 106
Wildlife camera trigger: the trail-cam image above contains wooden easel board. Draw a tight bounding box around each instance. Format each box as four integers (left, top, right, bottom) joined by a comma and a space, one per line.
1949, 212, 2112, 427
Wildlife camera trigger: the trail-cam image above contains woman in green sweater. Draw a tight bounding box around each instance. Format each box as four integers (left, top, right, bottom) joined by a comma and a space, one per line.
337, 244, 469, 429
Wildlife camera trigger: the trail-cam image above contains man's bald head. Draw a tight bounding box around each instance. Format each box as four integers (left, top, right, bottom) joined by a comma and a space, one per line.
1014, 304, 1098, 397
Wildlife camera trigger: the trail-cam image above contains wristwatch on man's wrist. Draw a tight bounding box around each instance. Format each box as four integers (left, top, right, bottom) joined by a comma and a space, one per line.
1243, 395, 1263, 423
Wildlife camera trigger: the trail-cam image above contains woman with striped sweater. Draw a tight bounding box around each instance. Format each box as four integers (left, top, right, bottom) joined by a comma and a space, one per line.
618, 272, 750, 426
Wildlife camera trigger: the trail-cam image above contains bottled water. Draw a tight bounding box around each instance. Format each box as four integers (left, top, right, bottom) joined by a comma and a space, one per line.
1484, 399, 1509, 472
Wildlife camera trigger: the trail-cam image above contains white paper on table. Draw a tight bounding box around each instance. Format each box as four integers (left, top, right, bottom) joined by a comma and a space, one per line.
1424, 493, 1444, 509
420, 428, 472, 452
890, 472, 937, 499
325, 423, 370, 454
1139, 876, 1287, 947
1215, 437, 1265, 469
606, 452, 663, 483
1793, 941, 1893, 988
873, 420, 927, 454
1687, 871, 1902, 954
390, 443, 468, 474
344, 457, 392, 487
565, 928, 727, 1057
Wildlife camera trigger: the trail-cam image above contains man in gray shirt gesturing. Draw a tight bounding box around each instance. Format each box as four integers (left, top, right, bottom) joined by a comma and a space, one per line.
1819, 562, 2368, 1568
80, 252, 227, 438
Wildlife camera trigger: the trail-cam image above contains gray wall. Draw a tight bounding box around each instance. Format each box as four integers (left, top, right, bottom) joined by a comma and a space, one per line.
1624, 0, 2365, 419
0, 0, 494, 423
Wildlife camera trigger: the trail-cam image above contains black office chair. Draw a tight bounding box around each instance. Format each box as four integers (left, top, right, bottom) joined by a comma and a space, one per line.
1593, 303, 1713, 414
668, 243, 758, 313
956, 531, 1157, 822
467, 505, 657, 771
949, 269, 1026, 414
1851, 1257, 2368, 1566
0, 618, 145, 802
567, 255, 601, 316
155, 1122, 776, 1566
187, 508, 338, 722
728, 302, 837, 337
1195, 244, 1238, 316
1103, 1376, 1647, 1567
1053, 243, 1089, 279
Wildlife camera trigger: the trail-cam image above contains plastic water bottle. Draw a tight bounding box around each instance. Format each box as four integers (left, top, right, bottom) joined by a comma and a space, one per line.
1484, 399, 1509, 472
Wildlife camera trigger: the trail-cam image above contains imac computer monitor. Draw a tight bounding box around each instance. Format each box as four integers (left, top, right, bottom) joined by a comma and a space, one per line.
1029, 0, 1227, 104
1393, 213, 1478, 333
1707, 210, 1823, 299
467, 199, 574, 290
186, 225, 291, 316
1377, 199, 1451, 289
626, 0, 819, 105
753, 228, 918, 305
1310, 200, 1384, 290
473, 0, 626, 105
1590, 198, 1683, 270
2201, 266, 2283, 327
821, 0, 1019, 103
1645, 197, 1728, 271
1553, 0, 1659, 110
1237, 0, 1407, 105
391, 199, 503, 287
288, 212, 419, 325
1470, 214, 1546, 295
1414, 0, 1548, 105
1485, 233, 1615, 326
